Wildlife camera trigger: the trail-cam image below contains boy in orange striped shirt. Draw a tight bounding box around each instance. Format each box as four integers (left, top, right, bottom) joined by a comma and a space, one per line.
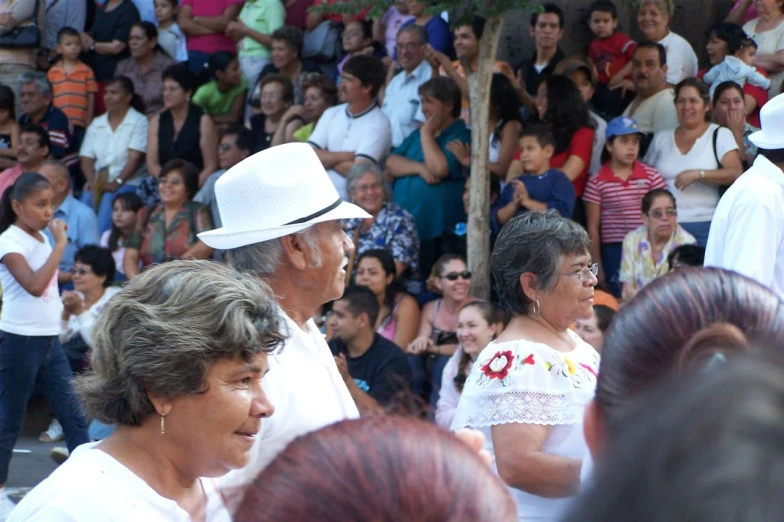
47, 27, 97, 150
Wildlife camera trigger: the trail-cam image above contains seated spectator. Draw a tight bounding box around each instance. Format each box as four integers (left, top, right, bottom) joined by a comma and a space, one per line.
79, 76, 148, 235
515, 3, 566, 103
449, 74, 523, 184
338, 20, 386, 78
250, 74, 295, 152
249, 26, 322, 107
194, 125, 253, 229
143, 63, 218, 204
555, 57, 608, 176
329, 286, 413, 415
192, 51, 247, 128
226, 0, 285, 93
375, 0, 414, 58
667, 243, 706, 271
429, 17, 514, 125
39, 161, 99, 287
354, 249, 421, 350
100, 192, 143, 278
154, 0, 188, 62
712, 81, 759, 167
116, 22, 175, 115
124, 159, 213, 276
743, 0, 784, 96
0, 124, 49, 198
496, 125, 575, 228
702, 22, 768, 127
584, 117, 667, 296
441, 173, 502, 260
574, 304, 615, 354
17, 72, 74, 163
80, 0, 141, 93
380, 24, 432, 148
277, 75, 337, 144
407, 254, 476, 408
387, 76, 468, 278
0, 0, 42, 100
177, 0, 243, 74
344, 163, 419, 279
636, 0, 697, 85
623, 41, 679, 152
59, 246, 121, 375
704, 37, 770, 99
643, 78, 743, 246
309, 55, 391, 200
400, 0, 452, 58
533, 75, 595, 222
435, 301, 500, 429
0, 86, 19, 171
620, 188, 695, 301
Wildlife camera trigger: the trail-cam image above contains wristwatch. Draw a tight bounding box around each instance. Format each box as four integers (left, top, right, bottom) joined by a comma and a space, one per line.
89, 42, 95, 52
116, 177, 124, 185
699, 169, 706, 180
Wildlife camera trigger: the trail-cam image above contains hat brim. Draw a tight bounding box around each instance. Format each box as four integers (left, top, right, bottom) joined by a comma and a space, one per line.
198, 201, 371, 250
749, 129, 784, 150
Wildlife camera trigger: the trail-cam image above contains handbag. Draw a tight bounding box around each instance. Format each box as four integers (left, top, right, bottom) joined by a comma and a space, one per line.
302, 20, 341, 63
0, 0, 41, 49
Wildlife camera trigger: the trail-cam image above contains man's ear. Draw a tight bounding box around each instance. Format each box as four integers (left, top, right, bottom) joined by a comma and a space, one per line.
583, 399, 607, 461
279, 235, 308, 271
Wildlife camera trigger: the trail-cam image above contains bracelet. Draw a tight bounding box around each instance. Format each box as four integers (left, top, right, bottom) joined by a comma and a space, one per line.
699, 169, 706, 181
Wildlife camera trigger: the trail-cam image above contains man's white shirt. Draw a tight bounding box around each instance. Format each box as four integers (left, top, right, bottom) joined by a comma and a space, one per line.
382, 60, 432, 148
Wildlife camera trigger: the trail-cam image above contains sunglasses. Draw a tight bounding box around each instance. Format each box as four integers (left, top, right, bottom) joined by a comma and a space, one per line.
648, 208, 677, 219
442, 271, 472, 281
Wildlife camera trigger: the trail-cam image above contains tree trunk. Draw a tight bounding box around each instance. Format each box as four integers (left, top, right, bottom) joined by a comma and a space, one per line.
466, 15, 504, 300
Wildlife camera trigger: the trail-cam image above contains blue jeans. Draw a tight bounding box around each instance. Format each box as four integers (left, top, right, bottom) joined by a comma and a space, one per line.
601, 242, 623, 297
0, 332, 89, 482
81, 184, 137, 236
680, 221, 712, 248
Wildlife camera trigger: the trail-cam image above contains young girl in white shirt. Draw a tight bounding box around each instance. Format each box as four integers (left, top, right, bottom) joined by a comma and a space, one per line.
0, 173, 89, 502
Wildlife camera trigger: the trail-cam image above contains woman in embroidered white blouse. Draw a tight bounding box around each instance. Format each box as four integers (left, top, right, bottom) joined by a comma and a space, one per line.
452, 210, 600, 521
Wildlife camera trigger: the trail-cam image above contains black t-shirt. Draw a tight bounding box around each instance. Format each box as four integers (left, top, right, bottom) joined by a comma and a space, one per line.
329, 334, 412, 406
515, 47, 566, 96
88, 0, 140, 81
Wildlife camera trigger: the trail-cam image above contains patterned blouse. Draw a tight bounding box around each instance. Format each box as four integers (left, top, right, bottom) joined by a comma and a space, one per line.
344, 202, 420, 277
619, 224, 696, 290
126, 201, 213, 268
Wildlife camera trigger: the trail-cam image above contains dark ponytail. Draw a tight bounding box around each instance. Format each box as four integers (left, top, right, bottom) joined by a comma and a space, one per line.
0, 173, 52, 235
109, 75, 147, 114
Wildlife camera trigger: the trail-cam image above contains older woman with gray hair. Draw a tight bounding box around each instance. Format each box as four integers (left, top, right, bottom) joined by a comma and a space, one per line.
8, 260, 283, 521
452, 210, 600, 522
344, 163, 420, 281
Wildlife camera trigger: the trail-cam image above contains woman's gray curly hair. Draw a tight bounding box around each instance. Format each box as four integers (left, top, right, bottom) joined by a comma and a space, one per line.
76, 260, 285, 426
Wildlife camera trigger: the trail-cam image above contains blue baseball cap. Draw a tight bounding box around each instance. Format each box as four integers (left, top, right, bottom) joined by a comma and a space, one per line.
605, 116, 642, 141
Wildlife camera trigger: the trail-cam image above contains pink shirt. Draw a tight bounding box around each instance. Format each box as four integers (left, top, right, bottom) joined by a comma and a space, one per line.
435, 347, 474, 429
730, 0, 757, 25
181, 0, 243, 53
0, 165, 25, 200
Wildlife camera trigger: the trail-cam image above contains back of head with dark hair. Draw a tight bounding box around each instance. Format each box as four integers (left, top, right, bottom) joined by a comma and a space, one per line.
0, 85, 15, 120
589, 0, 619, 19
234, 416, 517, 522
596, 268, 784, 431
541, 75, 592, 154
160, 159, 200, 200
634, 40, 667, 66
640, 188, 674, 214
343, 55, 386, 98
419, 76, 462, 119
221, 124, 255, 152
338, 285, 381, 328
531, 3, 565, 28
667, 244, 705, 270
520, 124, 556, 149
20, 124, 51, 153
0, 172, 51, 235
593, 304, 615, 333
209, 50, 237, 74
57, 26, 81, 43
75, 245, 116, 287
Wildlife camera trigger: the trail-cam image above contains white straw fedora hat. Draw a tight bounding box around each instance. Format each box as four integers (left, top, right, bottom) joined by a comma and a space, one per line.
749, 93, 784, 149
198, 143, 371, 250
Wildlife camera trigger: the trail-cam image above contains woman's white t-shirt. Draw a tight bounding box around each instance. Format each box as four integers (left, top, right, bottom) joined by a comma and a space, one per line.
643, 123, 738, 223
8, 443, 232, 522
452, 332, 600, 521
0, 225, 61, 336
659, 31, 699, 85
743, 18, 784, 96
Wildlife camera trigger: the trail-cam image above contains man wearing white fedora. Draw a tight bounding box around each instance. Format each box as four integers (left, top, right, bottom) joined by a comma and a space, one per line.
198, 142, 371, 508
705, 93, 784, 299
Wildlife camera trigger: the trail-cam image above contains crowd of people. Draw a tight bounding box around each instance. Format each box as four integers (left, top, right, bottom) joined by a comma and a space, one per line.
0, 0, 782, 520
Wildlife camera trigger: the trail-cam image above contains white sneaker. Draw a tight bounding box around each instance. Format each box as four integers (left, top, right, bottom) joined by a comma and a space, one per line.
0, 489, 17, 521
38, 419, 64, 443
50, 446, 69, 465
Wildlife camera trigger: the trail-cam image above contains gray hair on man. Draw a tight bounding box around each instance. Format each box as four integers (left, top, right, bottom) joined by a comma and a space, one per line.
492, 210, 591, 315
227, 226, 323, 277
76, 260, 285, 427
18, 71, 52, 97
397, 23, 428, 45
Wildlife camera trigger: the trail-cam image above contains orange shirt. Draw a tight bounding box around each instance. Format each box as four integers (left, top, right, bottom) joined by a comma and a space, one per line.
47, 61, 98, 129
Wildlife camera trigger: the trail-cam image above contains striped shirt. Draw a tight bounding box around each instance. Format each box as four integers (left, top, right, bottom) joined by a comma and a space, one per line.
47, 61, 98, 129
583, 161, 667, 244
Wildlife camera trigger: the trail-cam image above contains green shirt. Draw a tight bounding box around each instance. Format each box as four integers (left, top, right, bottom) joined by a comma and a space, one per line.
192, 78, 249, 116
238, 0, 286, 58
293, 122, 314, 142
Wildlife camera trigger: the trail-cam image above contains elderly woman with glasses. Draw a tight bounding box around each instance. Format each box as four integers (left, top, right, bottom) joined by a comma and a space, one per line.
344, 163, 420, 281
620, 188, 696, 302
452, 210, 600, 522
9, 260, 283, 521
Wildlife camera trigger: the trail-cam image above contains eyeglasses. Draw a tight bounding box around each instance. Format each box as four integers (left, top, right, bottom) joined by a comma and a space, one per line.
442, 271, 472, 281
395, 43, 422, 52
648, 208, 677, 219
354, 182, 382, 193
260, 93, 283, 101
71, 267, 92, 276
159, 177, 182, 186
559, 263, 599, 283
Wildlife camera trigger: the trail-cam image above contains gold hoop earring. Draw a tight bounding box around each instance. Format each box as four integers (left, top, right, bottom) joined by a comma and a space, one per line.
531, 299, 541, 316
160, 414, 165, 435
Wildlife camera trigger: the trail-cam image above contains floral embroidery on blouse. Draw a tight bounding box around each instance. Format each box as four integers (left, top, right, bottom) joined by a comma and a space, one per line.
344, 202, 420, 275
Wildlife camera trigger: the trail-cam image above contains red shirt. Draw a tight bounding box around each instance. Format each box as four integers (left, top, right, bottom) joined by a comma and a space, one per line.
589, 32, 636, 85
286, 0, 314, 29
311, 0, 369, 23
582, 161, 667, 243
698, 67, 768, 128
181, 0, 243, 53
0, 165, 25, 201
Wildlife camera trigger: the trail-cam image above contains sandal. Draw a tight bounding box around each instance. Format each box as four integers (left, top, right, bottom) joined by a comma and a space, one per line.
38, 419, 64, 443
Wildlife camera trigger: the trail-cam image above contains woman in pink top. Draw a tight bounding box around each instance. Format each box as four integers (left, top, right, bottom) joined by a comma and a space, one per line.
725, 0, 758, 25
177, 0, 243, 74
